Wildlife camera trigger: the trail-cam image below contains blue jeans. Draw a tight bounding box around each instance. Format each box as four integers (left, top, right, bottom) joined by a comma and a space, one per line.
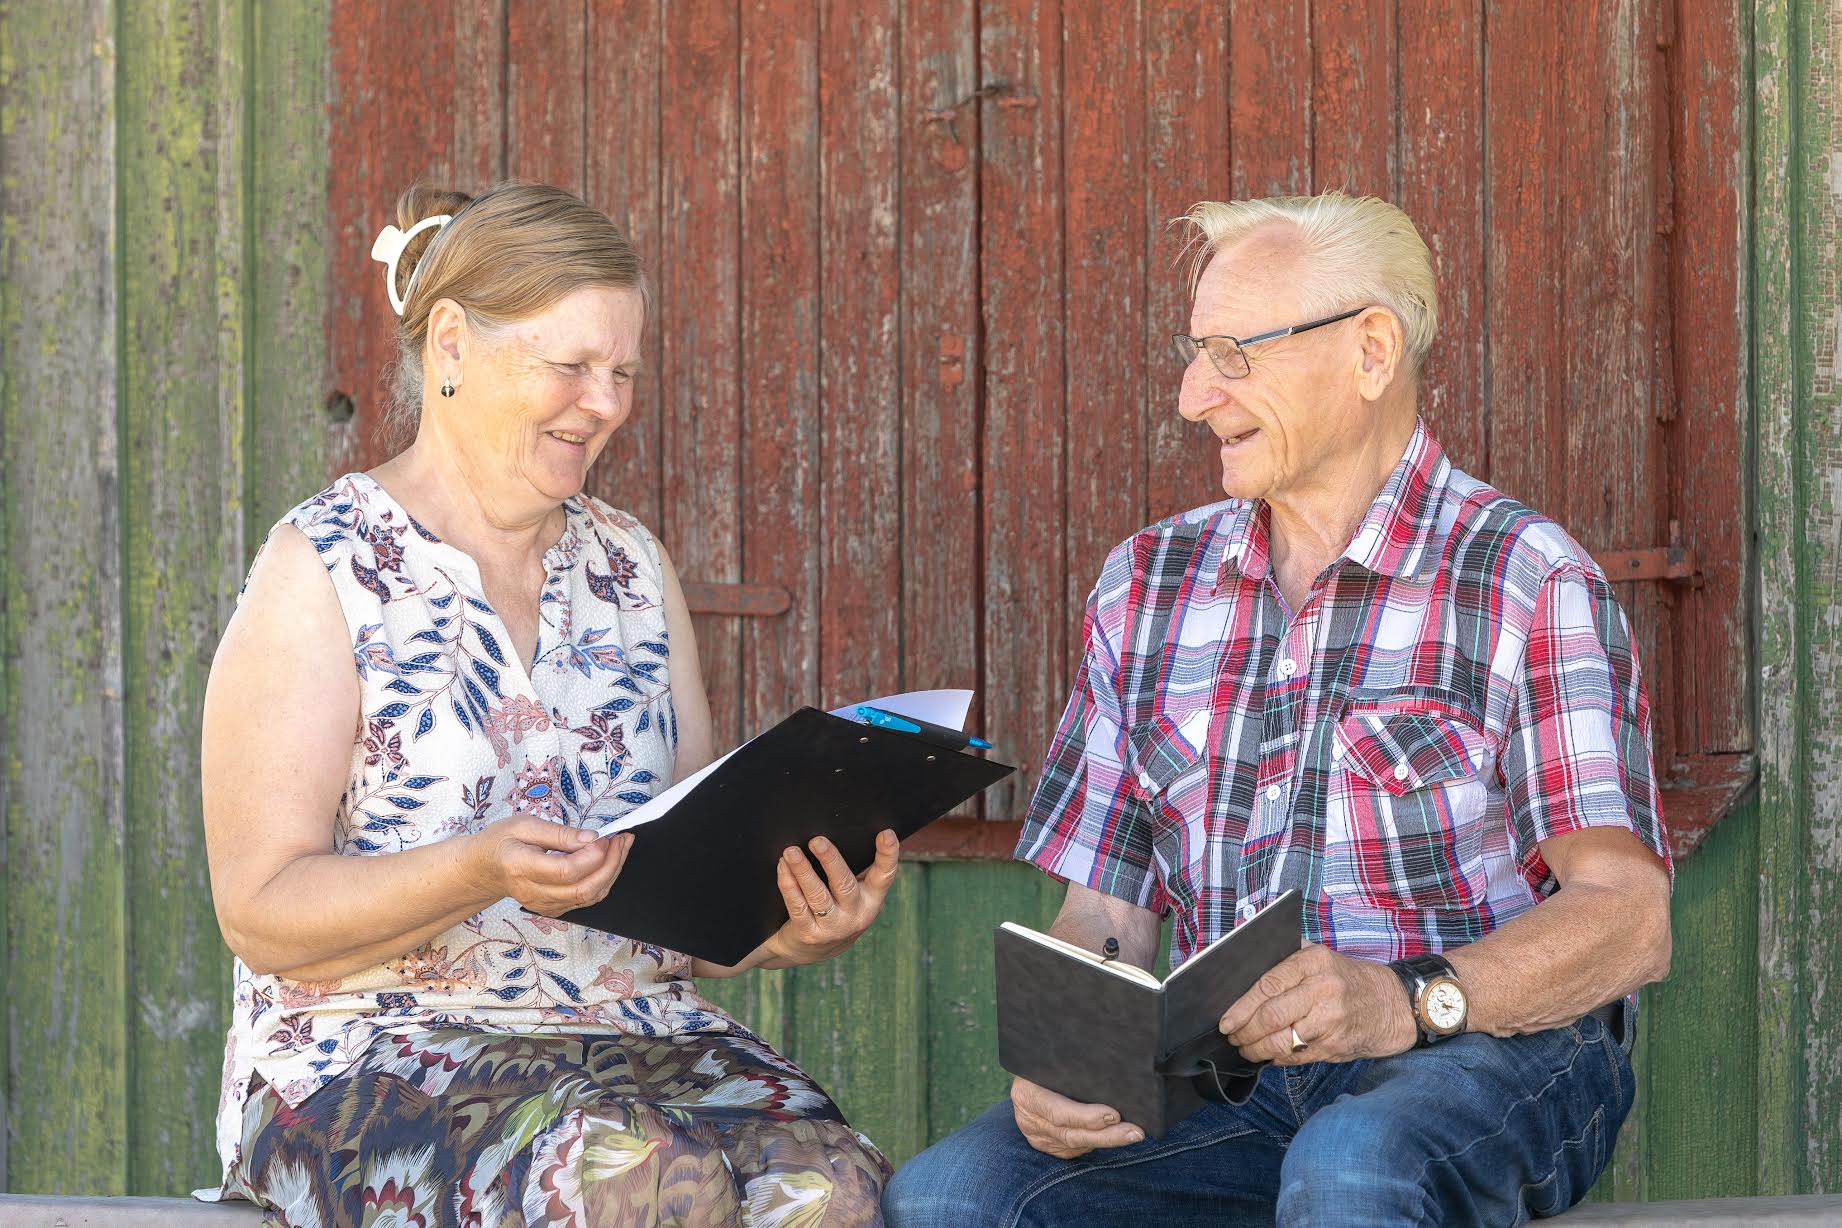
885, 1013, 1633, 1227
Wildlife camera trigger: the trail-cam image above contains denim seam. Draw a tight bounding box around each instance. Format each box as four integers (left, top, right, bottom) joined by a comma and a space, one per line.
1511, 1104, 1604, 1224
1404, 1030, 1601, 1228
1000, 1123, 1278, 1228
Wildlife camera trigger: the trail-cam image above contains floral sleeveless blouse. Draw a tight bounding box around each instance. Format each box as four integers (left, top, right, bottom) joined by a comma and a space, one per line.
214, 473, 738, 1183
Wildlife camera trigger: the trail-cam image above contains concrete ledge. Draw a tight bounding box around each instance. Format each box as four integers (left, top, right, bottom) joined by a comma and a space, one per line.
1556, 1195, 1842, 1225
0, 1194, 266, 1226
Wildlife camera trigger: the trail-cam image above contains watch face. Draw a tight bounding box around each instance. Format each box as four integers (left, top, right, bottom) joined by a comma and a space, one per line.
1423, 978, 1467, 1033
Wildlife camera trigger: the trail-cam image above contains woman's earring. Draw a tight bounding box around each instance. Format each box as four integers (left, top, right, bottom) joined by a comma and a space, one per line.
441, 378, 456, 398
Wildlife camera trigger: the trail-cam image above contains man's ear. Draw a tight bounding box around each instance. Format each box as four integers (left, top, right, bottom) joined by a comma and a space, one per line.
1354, 306, 1404, 401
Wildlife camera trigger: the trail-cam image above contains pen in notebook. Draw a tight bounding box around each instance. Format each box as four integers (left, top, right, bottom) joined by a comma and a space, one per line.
854, 705, 994, 752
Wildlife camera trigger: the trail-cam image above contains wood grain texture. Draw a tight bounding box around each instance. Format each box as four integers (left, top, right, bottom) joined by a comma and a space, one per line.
788, 868, 927, 1163
117, 0, 246, 1191
659, 0, 745, 747
899, 0, 982, 808
0, 0, 130, 1192
1229, 0, 1311, 198
506, 0, 585, 191
1396, 0, 1485, 473
1062, 0, 1148, 628
1144, 0, 1230, 524
1309, 0, 1396, 198
818, 0, 901, 719
585, 0, 665, 531
978, 0, 1066, 818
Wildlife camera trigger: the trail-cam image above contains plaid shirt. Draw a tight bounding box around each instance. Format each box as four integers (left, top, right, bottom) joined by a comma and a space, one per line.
1016, 421, 1672, 965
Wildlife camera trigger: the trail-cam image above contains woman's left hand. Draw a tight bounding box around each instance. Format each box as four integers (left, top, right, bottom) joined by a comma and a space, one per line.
764, 829, 901, 967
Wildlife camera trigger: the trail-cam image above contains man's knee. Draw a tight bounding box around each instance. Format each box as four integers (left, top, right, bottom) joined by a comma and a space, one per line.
1275, 1096, 1430, 1228
883, 1103, 1043, 1228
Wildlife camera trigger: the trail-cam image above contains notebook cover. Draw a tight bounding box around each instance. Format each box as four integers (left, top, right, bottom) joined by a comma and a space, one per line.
564, 706, 1013, 965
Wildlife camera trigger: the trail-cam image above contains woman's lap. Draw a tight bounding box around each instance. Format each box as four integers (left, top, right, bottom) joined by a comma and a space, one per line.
228, 1027, 888, 1228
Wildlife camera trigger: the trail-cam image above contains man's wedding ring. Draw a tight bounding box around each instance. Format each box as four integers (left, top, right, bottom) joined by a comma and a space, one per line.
1289, 1026, 1307, 1053
812, 906, 832, 918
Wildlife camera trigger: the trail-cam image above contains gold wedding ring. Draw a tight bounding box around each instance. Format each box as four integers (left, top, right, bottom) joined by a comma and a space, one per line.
812, 906, 832, 918
1289, 1026, 1307, 1053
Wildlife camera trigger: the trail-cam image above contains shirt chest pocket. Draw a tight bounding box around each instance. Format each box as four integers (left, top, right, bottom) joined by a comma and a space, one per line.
1325, 701, 1494, 912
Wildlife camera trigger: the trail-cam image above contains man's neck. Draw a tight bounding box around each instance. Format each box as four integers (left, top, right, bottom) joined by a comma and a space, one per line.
1265, 411, 1418, 602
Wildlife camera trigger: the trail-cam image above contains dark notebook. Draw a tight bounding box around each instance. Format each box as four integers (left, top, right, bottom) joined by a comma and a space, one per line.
563, 706, 1013, 966
995, 889, 1304, 1137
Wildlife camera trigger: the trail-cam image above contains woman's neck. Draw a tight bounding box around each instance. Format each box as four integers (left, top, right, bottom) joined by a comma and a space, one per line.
372, 437, 560, 569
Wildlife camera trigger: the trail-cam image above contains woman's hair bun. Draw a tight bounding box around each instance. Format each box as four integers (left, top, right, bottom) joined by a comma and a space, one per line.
389, 184, 474, 305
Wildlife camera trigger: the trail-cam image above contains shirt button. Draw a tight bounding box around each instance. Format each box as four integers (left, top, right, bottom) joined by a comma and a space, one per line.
1238, 900, 1257, 921
1277, 657, 1298, 678
1265, 784, 1282, 802
1393, 761, 1411, 782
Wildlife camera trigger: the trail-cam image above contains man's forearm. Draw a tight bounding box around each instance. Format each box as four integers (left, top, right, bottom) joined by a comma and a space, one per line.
1446, 878, 1670, 1037
1047, 883, 1163, 972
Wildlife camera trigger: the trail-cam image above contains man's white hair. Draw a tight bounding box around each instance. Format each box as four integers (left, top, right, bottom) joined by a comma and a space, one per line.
1180, 192, 1439, 373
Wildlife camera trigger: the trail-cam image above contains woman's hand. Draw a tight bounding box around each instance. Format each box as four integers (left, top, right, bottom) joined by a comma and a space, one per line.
763, 829, 901, 967
468, 816, 635, 918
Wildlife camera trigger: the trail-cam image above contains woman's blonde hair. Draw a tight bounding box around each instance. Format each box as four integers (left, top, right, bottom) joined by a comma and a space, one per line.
1179, 191, 1438, 374
384, 180, 647, 441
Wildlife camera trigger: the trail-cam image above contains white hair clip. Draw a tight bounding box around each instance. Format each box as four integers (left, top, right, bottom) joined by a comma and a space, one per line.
369, 214, 452, 315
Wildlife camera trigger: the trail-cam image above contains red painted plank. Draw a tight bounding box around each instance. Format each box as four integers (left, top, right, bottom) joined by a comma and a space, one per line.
1397, 0, 1485, 473
1309, 0, 1396, 198
660, 0, 745, 745
979, 0, 1067, 817
901, 0, 984, 809
818, 0, 902, 711
325, 1, 507, 476
1144, 0, 1231, 524
507, 1, 586, 192
739, 0, 821, 736
1063, 0, 1148, 623
585, 0, 664, 531
1665, 0, 1748, 754
1229, 0, 1311, 198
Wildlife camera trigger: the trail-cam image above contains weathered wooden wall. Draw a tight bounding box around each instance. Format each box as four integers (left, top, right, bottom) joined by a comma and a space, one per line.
2, 0, 1838, 1204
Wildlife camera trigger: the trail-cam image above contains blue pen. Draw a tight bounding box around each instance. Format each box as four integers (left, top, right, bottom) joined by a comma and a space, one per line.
855, 705, 994, 752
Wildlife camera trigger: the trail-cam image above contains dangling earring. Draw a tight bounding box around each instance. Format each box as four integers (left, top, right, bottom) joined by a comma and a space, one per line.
441, 377, 456, 398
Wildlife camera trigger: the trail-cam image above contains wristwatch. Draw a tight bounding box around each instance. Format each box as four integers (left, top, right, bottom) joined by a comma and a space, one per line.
1389, 953, 1468, 1047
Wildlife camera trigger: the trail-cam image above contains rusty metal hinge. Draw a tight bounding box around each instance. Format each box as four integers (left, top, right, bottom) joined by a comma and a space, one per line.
1594, 520, 1700, 583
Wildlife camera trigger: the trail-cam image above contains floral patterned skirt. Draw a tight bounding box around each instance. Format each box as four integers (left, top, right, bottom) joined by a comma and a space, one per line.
221, 1027, 890, 1227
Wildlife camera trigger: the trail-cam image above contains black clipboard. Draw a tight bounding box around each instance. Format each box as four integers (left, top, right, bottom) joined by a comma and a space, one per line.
563, 706, 1014, 965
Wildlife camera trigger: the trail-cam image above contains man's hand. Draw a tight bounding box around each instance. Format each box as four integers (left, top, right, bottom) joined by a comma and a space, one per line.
1010, 1077, 1144, 1158
1218, 943, 1418, 1064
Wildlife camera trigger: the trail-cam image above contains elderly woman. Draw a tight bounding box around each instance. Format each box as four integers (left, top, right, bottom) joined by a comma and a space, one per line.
200, 181, 896, 1226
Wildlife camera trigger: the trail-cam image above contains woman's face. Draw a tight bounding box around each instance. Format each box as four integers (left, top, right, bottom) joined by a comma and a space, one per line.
445, 284, 646, 505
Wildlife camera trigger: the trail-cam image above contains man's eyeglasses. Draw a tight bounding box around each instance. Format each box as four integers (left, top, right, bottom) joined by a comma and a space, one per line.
1171, 306, 1369, 379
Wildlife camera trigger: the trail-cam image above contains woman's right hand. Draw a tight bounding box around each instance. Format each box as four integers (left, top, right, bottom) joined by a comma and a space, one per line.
467, 817, 634, 917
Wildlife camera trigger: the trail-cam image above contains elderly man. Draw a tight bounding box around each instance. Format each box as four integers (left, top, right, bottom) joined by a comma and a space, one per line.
884, 192, 1673, 1226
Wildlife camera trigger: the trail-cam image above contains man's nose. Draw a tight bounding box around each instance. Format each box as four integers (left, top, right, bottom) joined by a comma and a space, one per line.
1177, 365, 1227, 422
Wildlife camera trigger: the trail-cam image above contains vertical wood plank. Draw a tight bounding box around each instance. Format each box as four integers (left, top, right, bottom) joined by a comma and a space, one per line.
1144, 0, 1230, 523
0, 0, 130, 1193
924, 863, 1061, 1142
819, 0, 901, 716
1665, 0, 1749, 758
117, 0, 249, 1191
899, 0, 982, 782
1396, 0, 1484, 472
1063, 0, 1148, 616
789, 870, 927, 1163
660, 1, 744, 748
1229, 0, 1311, 198
325, 0, 507, 474
586, 0, 664, 530
979, 0, 1065, 817
1309, 0, 1396, 198
506, 0, 586, 191
1788, 0, 1842, 1188
248, 0, 332, 537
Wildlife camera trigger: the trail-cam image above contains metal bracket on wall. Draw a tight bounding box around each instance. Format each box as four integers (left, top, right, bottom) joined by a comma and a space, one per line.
1593, 520, 1701, 584
681, 582, 790, 618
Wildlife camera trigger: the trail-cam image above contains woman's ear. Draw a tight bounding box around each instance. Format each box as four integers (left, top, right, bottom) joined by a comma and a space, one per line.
1354, 306, 1404, 401
426, 298, 467, 376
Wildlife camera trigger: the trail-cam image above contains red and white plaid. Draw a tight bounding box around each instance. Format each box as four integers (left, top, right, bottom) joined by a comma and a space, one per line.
1016, 421, 1672, 965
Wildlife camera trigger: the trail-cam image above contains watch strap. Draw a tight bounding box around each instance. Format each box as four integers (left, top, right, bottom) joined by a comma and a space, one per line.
1388, 953, 1460, 1047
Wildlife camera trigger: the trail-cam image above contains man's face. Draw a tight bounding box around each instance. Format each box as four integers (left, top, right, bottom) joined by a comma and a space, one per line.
1177, 227, 1369, 504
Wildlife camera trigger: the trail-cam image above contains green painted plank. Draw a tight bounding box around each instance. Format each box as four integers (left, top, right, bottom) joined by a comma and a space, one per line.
1640, 796, 1761, 1199
922, 861, 1061, 1144
786, 867, 926, 1165
698, 967, 789, 1058
0, 0, 130, 1193
247, 0, 331, 536
116, 0, 250, 1193
1752, 0, 1811, 1197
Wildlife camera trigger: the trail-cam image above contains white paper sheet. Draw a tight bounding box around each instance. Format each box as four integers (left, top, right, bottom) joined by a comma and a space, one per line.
591, 689, 976, 838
